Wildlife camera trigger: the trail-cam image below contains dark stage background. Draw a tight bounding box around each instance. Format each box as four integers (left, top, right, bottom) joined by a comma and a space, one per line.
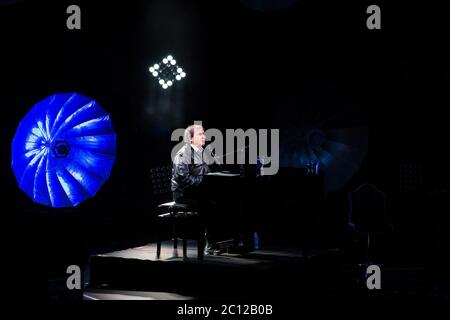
0, 0, 449, 298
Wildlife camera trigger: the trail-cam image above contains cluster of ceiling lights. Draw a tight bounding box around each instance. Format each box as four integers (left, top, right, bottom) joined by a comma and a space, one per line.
149, 55, 186, 89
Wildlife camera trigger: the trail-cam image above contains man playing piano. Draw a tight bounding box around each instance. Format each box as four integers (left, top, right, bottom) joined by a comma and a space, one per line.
171, 124, 220, 255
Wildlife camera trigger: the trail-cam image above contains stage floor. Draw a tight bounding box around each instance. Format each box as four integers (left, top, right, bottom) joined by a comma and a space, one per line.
86, 240, 315, 299
83, 288, 193, 300
86, 241, 450, 300
94, 240, 306, 264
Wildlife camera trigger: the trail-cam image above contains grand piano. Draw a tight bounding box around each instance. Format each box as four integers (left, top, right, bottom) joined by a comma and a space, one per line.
202, 163, 324, 251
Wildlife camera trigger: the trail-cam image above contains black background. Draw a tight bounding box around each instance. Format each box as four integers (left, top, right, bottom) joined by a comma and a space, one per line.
0, 0, 449, 299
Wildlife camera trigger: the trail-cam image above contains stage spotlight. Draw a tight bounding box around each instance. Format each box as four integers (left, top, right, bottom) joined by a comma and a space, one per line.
11, 92, 116, 208
148, 54, 186, 89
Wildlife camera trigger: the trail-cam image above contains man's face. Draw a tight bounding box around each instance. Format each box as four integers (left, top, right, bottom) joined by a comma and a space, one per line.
191, 126, 205, 147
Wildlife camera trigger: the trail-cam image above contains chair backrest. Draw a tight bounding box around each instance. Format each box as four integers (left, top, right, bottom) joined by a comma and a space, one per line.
150, 165, 173, 196
348, 183, 390, 232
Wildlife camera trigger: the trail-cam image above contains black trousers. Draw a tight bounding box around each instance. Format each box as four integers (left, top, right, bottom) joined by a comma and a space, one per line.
172, 185, 219, 246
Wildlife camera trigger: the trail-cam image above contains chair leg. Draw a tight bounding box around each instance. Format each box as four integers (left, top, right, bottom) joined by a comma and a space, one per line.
156, 239, 161, 259
173, 221, 178, 249
183, 238, 187, 258
198, 236, 204, 260
156, 226, 162, 258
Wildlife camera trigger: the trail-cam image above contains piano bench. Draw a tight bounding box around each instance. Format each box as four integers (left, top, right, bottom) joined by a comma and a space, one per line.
156, 205, 204, 260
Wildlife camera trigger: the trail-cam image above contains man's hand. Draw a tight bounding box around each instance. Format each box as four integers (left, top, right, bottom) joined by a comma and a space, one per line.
199, 163, 210, 176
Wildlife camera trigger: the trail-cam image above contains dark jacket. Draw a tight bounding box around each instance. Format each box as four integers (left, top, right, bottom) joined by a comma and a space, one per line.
171, 144, 210, 195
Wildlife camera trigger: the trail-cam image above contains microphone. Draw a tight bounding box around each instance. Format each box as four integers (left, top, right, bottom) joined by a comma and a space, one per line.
203, 144, 223, 165
204, 144, 250, 165
210, 149, 223, 165
214, 145, 250, 160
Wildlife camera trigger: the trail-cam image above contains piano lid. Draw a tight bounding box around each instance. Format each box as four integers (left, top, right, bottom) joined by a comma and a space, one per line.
206, 171, 241, 177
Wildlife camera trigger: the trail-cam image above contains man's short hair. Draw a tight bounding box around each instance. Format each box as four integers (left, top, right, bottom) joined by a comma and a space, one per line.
184, 124, 203, 144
